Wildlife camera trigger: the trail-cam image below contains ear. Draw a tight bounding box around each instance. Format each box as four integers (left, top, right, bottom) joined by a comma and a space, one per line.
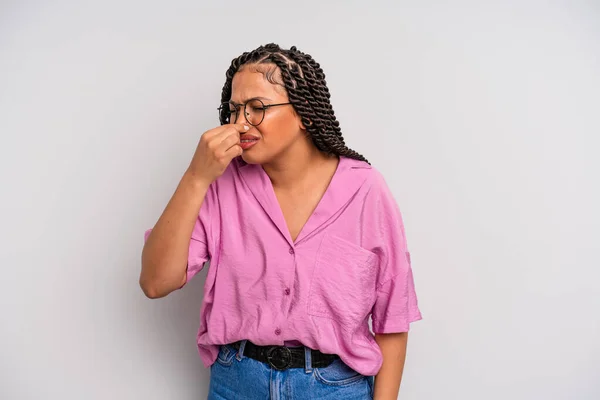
299, 117, 312, 131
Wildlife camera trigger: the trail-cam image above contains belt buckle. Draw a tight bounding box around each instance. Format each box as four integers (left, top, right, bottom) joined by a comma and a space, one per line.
266, 346, 293, 370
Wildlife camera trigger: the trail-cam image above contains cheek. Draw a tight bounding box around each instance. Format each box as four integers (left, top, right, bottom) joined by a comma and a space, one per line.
259, 115, 299, 142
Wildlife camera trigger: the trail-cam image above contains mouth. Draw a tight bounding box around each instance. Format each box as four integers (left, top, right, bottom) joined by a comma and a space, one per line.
240, 134, 260, 150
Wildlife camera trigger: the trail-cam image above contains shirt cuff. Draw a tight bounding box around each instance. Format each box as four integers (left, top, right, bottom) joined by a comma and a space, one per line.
372, 310, 423, 334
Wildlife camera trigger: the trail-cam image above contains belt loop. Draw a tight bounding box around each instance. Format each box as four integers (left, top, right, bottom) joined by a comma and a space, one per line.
304, 346, 313, 373
236, 339, 248, 361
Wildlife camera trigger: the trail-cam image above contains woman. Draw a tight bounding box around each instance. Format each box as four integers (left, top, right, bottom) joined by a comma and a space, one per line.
140, 43, 421, 399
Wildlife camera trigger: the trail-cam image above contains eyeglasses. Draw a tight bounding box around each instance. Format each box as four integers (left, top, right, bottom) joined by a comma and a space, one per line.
218, 98, 292, 126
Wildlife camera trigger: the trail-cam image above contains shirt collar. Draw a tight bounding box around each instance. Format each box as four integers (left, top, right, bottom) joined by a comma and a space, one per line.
237, 156, 371, 246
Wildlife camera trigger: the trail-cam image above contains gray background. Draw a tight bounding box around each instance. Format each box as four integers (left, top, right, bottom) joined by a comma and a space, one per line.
1, 0, 599, 399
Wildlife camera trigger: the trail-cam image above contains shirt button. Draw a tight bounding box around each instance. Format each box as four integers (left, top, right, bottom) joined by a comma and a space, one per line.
284, 288, 290, 295
275, 328, 281, 335
289, 248, 295, 255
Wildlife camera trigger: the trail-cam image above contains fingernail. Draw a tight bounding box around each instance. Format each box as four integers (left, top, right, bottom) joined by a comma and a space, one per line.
244, 125, 249, 130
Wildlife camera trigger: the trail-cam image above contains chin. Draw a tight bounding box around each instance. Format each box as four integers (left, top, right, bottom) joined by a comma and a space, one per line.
240, 150, 265, 165
240, 149, 269, 164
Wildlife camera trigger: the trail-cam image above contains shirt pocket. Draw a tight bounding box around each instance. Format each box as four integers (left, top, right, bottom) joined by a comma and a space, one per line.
307, 234, 377, 326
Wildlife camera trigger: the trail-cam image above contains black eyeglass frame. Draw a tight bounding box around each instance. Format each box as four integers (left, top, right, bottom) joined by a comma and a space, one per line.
218, 98, 293, 126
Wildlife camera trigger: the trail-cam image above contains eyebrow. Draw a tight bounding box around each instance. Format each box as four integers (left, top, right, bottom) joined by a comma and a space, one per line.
229, 96, 271, 105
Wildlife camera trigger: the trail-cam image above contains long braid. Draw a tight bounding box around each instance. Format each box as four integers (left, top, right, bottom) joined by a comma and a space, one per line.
219, 43, 369, 164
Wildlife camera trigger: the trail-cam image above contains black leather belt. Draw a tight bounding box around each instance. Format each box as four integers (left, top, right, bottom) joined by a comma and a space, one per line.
230, 340, 338, 370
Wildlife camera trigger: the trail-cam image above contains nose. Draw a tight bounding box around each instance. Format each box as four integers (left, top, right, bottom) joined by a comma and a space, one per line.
232, 106, 250, 125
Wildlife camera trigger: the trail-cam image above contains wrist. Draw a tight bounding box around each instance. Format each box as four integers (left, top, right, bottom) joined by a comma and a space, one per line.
182, 169, 212, 192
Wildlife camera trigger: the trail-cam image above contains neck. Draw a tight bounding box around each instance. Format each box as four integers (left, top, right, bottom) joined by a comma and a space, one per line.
262, 137, 336, 190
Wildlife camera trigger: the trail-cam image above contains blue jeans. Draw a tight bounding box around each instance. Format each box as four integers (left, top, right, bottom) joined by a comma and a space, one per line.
208, 340, 374, 399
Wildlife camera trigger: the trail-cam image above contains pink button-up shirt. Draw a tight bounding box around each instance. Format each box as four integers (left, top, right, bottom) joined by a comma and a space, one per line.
144, 156, 421, 376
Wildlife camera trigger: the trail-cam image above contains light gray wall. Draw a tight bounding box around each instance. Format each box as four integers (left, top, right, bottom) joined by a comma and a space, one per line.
1, 1, 598, 399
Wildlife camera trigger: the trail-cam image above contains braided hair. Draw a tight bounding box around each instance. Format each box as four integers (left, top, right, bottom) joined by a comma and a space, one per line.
219, 43, 369, 164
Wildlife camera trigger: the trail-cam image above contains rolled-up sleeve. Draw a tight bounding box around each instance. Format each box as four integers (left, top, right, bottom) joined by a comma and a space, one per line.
364, 171, 422, 334
371, 256, 421, 333
143, 183, 218, 284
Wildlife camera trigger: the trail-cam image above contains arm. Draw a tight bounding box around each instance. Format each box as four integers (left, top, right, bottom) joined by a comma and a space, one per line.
373, 332, 408, 400
140, 172, 210, 298
140, 123, 246, 299
363, 170, 422, 398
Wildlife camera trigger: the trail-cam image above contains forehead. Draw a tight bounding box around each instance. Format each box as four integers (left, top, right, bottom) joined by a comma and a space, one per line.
230, 66, 287, 103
